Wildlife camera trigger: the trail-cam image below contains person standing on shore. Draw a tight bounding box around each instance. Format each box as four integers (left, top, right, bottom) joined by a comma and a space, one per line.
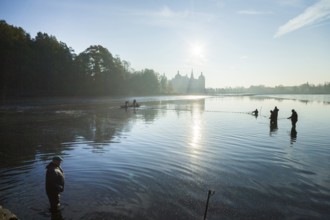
46, 156, 65, 214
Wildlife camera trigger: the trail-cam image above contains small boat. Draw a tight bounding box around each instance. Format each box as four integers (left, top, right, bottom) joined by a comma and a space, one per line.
121, 100, 140, 108
120, 104, 140, 108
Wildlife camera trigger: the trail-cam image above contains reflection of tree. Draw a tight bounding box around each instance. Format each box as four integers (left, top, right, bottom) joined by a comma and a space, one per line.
207, 82, 330, 94
0, 101, 164, 167
139, 109, 161, 123
0, 97, 209, 168
249, 95, 330, 105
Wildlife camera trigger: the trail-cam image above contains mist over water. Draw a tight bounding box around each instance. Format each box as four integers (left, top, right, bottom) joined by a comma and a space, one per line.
1, 95, 330, 219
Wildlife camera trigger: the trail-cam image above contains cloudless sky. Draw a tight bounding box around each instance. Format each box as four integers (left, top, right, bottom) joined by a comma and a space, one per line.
1, 0, 329, 88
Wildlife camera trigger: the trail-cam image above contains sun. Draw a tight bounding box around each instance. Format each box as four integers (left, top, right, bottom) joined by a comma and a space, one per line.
186, 40, 207, 65
191, 43, 204, 57
192, 44, 203, 57
189, 42, 205, 60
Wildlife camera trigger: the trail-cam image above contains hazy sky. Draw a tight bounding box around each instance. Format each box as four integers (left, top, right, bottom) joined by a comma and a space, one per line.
1, 0, 330, 88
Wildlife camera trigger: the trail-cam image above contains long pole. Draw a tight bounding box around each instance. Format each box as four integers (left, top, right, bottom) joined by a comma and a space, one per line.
203, 190, 215, 220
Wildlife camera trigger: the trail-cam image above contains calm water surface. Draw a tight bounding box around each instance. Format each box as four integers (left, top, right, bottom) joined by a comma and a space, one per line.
0, 95, 330, 219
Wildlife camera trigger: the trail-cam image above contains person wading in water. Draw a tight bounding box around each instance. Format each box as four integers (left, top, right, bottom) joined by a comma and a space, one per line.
288, 109, 298, 127
46, 156, 65, 214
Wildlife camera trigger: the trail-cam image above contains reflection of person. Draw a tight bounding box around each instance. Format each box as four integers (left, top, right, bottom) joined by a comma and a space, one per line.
252, 109, 258, 116
270, 122, 278, 133
291, 126, 297, 138
290, 126, 297, 144
46, 156, 65, 214
288, 109, 298, 127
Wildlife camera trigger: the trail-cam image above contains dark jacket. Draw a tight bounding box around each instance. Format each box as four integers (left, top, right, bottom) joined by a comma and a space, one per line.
289, 111, 298, 122
46, 162, 65, 194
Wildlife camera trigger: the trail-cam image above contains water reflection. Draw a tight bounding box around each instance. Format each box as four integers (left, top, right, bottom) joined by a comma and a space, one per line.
189, 102, 204, 151
0, 97, 208, 169
0, 103, 163, 167
290, 126, 297, 144
269, 121, 278, 135
252, 94, 330, 105
1, 95, 330, 219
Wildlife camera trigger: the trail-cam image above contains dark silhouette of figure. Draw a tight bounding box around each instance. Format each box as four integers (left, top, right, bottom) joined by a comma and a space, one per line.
273, 106, 279, 121
46, 156, 65, 214
252, 109, 258, 117
132, 99, 139, 107
288, 109, 298, 127
121, 100, 140, 109
124, 101, 129, 108
121, 101, 129, 109
269, 110, 276, 125
269, 110, 278, 133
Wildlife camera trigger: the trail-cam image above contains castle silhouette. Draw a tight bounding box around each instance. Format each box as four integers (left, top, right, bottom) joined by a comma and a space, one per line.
170, 70, 205, 94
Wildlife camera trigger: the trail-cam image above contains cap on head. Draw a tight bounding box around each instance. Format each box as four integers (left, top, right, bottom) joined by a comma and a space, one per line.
52, 156, 63, 161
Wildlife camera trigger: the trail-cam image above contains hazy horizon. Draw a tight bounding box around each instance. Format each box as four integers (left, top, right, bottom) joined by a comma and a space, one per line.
1, 0, 329, 88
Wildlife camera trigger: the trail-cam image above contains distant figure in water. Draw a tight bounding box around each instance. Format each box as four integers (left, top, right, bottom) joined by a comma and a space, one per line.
273, 106, 279, 121
252, 109, 258, 117
122, 101, 129, 108
46, 156, 64, 214
288, 109, 298, 127
125, 101, 129, 107
270, 110, 278, 133
132, 99, 139, 107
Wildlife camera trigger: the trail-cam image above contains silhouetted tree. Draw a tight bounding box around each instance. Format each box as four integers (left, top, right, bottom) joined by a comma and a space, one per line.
159, 73, 171, 94
4, 20, 329, 98
0, 20, 32, 97
128, 69, 160, 95
31, 32, 75, 95
75, 45, 118, 95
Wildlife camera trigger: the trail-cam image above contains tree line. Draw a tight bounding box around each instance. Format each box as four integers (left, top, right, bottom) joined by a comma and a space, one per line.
207, 82, 330, 94
0, 20, 172, 98
2, 20, 329, 98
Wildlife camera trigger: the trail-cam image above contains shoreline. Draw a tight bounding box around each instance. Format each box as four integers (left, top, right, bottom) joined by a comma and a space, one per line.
0, 206, 18, 220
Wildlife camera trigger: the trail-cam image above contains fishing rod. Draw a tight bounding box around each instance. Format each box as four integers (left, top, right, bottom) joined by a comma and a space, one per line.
203, 189, 215, 220
139, 106, 289, 121
147, 107, 264, 115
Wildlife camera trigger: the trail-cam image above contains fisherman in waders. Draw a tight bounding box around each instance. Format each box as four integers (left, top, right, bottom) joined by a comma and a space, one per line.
288, 109, 298, 127
252, 109, 259, 117
273, 106, 279, 121
46, 156, 64, 214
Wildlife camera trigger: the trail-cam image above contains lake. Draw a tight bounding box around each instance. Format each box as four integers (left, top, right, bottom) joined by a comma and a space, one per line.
0, 95, 330, 220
